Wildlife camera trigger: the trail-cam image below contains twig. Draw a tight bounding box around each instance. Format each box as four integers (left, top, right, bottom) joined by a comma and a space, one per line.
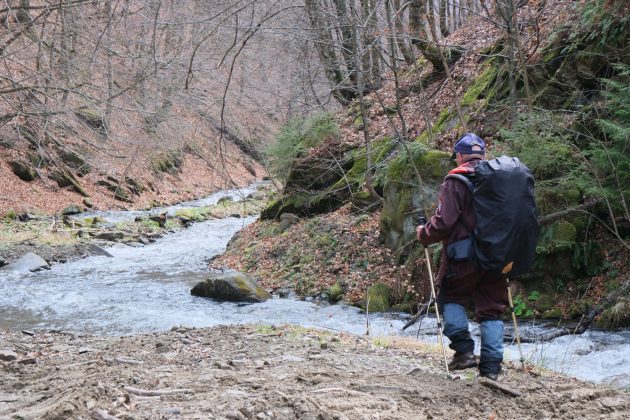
538, 200, 600, 225
92, 409, 120, 420
310, 387, 371, 397
478, 377, 522, 397
58, 359, 99, 369
103, 357, 144, 366
123, 386, 192, 397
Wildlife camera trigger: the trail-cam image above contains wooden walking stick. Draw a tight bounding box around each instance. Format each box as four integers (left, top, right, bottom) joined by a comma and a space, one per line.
503, 262, 526, 371
422, 238, 450, 375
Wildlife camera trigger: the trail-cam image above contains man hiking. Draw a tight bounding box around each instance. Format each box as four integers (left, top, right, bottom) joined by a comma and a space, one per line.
416, 133, 509, 381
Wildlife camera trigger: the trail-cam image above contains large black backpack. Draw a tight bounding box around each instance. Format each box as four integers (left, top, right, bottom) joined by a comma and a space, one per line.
446, 156, 540, 277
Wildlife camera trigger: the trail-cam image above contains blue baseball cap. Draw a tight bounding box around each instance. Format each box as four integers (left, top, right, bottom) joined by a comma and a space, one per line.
451, 133, 486, 159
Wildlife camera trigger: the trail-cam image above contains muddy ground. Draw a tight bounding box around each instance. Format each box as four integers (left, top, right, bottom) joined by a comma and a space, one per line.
1, 325, 628, 420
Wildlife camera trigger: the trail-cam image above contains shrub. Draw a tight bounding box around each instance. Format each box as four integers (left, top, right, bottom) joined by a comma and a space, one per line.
581, 63, 630, 221
500, 113, 576, 180
266, 113, 339, 182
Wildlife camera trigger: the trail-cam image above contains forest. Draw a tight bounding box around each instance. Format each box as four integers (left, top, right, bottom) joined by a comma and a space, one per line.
1, 0, 629, 418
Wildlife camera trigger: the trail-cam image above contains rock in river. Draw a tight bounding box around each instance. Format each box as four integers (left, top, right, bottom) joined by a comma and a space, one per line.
0, 252, 50, 273
191, 271, 271, 303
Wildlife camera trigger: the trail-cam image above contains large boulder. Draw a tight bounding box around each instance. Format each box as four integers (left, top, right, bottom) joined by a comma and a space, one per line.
365, 283, 391, 313
191, 271, 271, 303
0, 253, 50, 273
9, 160, 38, 182
380, 146, 452, 258
62, 204, 83, 215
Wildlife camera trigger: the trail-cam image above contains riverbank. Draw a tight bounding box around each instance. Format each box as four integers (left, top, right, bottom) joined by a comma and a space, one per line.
1, 324, 629, 419
0, 183, 271, 266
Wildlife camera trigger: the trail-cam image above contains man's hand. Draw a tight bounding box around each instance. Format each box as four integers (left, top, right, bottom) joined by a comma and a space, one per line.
416, 225, 424, 240
416, 216, 427, 242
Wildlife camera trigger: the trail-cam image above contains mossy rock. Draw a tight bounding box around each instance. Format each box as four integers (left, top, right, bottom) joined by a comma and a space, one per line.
365, 283, 391, 313
83, 216, 107, 226
381, 145, 452, 257
595, 301, 630, 330
218, 196, 234, 205
260, 192, 344, 220
554, 221, 577, 242
62, 204, 83, 215
49, 169, 72, 187
9, 160, 38, 182
541, 308, 564, 319
531, 293, 556, 313
568, 300, 591, 319
114, 188, 131, 202
48, 169, 89, 197
415, 109, 457, 144
285, 153, 353, 191
460, 62, 499, 109
125, 177, 144, 195
536, 220, 577, 255
351, 190, 381, 212
63, 216, 83, 227
332, 137, 396, 195
190, 271, 271, 303
175, 208, 204, 222
75, 107, 105, 131
151, 150, 183, 175
58, 149, 91, 175
329, 282, 344, 302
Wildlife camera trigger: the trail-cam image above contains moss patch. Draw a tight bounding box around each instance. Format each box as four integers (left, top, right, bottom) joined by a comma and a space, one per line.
366, 283, 391, 313
460, 63, 498, 108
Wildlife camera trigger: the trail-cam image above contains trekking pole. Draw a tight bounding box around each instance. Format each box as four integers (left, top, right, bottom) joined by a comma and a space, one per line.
424, 245, 450, 375
503, 262, 525, 371
402, 298, 433, 331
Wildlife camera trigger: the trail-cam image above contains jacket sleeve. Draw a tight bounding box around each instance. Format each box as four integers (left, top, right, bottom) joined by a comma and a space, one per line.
417, 179, 464, 246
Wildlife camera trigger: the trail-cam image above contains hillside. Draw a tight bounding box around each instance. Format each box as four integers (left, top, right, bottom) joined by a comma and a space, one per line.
213, 0, 630, 329
0, 0, 326, 215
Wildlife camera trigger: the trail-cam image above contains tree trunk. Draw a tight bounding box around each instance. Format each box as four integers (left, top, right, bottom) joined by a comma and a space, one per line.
305, 0, 354, 104
409, 0, 444, 70
332, 0, 357, 84
350, 0, 380, 201
105, 0, 114, 132
439, 0, 450, 37
392, 0, 415, 65
497, 0, 518, 118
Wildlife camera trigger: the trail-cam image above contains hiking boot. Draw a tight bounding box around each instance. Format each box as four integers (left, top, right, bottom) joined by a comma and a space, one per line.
448, 352, 477, 370
479, 372, 499, 381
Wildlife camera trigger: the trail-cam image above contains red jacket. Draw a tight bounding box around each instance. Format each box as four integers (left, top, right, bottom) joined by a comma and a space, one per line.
417, 159, 479, 284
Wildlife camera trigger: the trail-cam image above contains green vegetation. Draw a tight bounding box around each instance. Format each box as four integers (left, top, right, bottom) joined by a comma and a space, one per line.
512, 291, 542, 318
266, 113, 340, 182
366, 283, 391, 313
501, 113, 575, 180
151, 150, 183, 175
581, 63, 630, 223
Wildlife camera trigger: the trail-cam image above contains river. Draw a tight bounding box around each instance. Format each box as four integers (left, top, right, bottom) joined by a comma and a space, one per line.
0, 185, 628, 389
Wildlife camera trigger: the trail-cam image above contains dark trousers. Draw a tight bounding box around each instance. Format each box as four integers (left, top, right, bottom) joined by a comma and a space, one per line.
439, 261, 509, 374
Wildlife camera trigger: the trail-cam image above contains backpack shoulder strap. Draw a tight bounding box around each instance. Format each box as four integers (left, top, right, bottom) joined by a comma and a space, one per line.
445, 173, 474, 192
444, 170, 476, 234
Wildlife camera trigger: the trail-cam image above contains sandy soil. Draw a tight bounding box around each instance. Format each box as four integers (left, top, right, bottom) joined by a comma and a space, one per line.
1, 325, 628, 420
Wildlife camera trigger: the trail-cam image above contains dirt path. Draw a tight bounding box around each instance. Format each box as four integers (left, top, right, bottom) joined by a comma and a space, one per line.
1, 325, 628, 419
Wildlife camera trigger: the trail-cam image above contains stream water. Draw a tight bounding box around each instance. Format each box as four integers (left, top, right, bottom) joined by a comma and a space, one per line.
0, 185, 628, 389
